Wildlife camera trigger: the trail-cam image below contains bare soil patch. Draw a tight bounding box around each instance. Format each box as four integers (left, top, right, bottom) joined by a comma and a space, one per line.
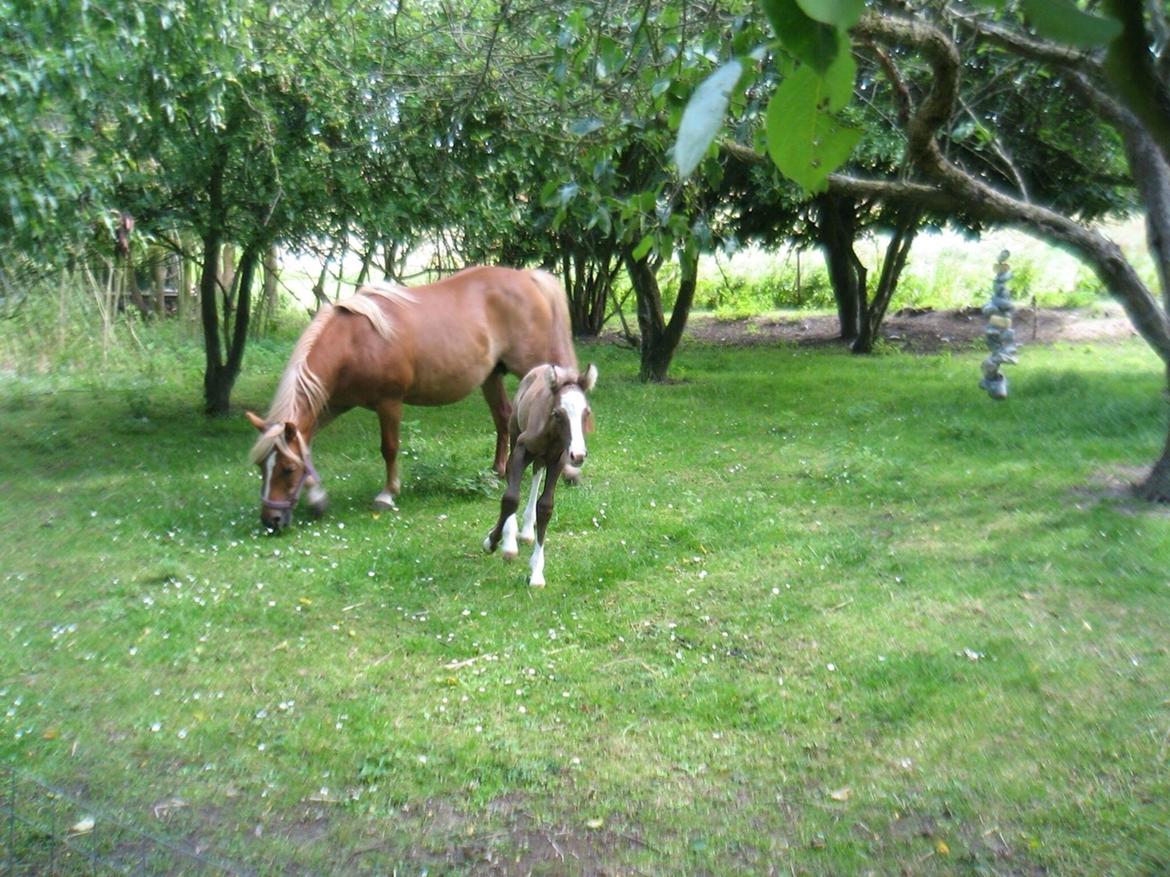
683, 304, 1137, 353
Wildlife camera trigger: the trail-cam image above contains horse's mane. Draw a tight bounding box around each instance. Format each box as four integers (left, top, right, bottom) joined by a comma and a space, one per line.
249, 284, 416, 464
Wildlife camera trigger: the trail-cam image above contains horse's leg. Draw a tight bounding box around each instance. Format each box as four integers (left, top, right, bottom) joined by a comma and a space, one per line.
484, 444, 528, 559
481, 372, 512, 478
519, 462, 544, 544
529, 455, 566, 588
374, 399, 403, 509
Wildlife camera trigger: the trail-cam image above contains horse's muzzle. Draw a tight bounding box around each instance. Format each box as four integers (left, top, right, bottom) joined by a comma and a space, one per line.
261, 508, 292, 533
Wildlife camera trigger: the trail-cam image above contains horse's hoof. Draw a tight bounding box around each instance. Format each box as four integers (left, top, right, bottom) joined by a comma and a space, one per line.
502, 547, 518, 561
528, 575, 546, 588
308, 500, 329, 519
483, 535, 496, 554
519, 531, 535, 545
561, 465, 582, 486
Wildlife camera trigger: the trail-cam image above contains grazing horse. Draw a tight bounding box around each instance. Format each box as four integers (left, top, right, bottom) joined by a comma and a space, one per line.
246, 266, 578, 532
484, 363, 597, 587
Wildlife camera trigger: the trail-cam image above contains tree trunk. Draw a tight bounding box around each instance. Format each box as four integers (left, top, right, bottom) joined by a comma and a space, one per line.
201, 149, 233, 416
152, 250, 167, 317
1137, 431, 1170, 501
816, 193, 863, 341
625, 246, 699, 382
203, 241, 259, 417
852, 206, 922, 354
562, 241, 619, 337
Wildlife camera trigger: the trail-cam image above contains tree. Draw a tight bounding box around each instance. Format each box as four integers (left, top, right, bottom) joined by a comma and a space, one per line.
682, 0, 1170, 499
89, 1, 410, 414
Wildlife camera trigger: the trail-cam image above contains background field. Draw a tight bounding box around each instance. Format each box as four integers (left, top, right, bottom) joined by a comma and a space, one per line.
2, 299, 1169, 873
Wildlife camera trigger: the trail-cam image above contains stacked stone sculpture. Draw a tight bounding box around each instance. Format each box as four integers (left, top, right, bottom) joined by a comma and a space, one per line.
979, 249, 1018, 400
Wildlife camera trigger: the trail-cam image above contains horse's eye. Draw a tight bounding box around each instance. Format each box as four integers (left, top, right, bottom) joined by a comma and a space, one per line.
281, 464, 297, 476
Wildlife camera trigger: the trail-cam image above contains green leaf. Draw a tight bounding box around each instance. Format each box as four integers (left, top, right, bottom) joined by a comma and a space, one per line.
674, 59, 743, 178
1020, 0, 1120, 49
765, 65, 862, 192
631, 234, 655, 260
759, 0, 839, 72
794, 0, 864, 29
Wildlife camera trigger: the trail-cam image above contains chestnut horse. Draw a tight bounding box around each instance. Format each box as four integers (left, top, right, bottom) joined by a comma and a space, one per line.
246, 266, 578, 531
484, 363, 597, 587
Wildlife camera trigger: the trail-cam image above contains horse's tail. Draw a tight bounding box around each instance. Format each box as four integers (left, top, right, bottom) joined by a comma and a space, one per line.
528, 269, 579, 372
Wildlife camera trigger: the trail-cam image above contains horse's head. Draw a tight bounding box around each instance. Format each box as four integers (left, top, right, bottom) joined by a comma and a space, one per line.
246, 411, 317, 533
545, 363, 598, 468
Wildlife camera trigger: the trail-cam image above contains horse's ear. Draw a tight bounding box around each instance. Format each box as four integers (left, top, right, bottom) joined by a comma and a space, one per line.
581, 363, 598, 393
246, 410, 267, 431
283, 422, 298, 443
545, 365, 560, 392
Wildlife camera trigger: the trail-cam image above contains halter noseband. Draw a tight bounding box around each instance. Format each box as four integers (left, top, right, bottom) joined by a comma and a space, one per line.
260, 432, 319, 513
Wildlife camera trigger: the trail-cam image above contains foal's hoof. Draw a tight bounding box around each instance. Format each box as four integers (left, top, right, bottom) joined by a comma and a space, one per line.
519, 529, 536, 545
308, 499, 329, 519
483, 535, 496, 554
528, 575, 546, 588
372, 492, 398, 511
502, 547, 519, 561
561, 465, 582, 486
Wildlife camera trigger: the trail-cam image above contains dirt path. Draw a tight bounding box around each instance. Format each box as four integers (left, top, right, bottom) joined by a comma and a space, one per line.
681, 303, 1138, 352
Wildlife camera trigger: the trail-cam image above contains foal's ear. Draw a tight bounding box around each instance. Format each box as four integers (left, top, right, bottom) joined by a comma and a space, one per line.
245, 410, 267, 432
545, 365, 560, 392
581, 363, 598, 393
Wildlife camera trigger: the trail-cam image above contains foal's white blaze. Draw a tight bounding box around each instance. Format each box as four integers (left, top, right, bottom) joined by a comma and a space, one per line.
560, 388, 589, 463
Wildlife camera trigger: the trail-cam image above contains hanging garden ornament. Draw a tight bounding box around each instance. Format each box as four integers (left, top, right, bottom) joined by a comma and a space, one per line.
979, 249, 1019, 400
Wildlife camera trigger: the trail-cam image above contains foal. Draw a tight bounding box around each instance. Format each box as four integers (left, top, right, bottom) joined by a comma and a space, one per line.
484, 363, 597, 587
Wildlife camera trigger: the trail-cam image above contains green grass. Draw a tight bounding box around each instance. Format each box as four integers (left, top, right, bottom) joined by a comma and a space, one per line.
2, 326, 1170, 875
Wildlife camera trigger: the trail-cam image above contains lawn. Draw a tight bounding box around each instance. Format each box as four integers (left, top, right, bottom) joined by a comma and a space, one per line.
1, 327, 1169, 875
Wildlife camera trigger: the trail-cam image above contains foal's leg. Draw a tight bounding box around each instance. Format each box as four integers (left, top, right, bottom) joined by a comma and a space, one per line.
484, 444, 528, 558
529, 457, 566, 588
374, 399, 404, 509
519, 462, 544, 544
480, 372, 512, 478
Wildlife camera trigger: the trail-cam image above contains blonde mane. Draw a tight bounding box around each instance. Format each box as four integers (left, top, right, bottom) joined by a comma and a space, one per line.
249, 284, 416, 464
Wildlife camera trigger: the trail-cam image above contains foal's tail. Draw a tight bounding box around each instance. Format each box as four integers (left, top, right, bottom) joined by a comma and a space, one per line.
529, 269, 579, 372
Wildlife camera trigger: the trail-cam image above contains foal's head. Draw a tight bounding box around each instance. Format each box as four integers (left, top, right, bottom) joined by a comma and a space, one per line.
246, 411, 316, 532
543, 363, 598, 467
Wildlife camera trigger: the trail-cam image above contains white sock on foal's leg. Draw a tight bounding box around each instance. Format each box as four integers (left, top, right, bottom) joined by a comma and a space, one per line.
519, 471, 542, 544
501, 513, 519, 560
528, 538, 546, 587
373, 490, 397, 510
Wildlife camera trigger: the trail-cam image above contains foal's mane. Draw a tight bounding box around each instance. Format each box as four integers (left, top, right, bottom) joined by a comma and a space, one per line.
249, 284, 416, 464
